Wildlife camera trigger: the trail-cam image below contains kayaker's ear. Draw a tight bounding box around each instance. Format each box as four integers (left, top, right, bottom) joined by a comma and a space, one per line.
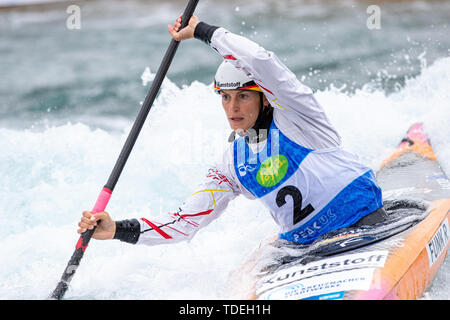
262, 94, 270, 108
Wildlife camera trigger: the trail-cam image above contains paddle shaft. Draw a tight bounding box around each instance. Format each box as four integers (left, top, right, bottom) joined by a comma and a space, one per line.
50, 0, 200, 300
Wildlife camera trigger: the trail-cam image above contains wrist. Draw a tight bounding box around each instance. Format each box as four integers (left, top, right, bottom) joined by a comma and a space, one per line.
191, 19, 200, 31
113, 219, 141, 244
194, 21, 219, 44
109, 220, 116, 239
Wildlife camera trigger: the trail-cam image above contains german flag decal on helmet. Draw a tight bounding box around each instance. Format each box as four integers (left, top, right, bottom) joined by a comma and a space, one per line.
214, 61, 262, 94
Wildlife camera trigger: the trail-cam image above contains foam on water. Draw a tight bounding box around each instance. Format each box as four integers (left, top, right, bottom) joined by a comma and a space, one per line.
0, 57, 449, 299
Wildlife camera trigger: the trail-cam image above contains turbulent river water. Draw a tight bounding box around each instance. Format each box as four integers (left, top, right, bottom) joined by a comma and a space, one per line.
0, 0, 448, 299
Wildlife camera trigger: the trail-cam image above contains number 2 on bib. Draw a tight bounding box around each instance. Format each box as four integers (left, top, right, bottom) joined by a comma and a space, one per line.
276, 185, 315, 225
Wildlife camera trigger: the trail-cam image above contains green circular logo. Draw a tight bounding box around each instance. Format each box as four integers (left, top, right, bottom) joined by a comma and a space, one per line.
256, 154, 289, 187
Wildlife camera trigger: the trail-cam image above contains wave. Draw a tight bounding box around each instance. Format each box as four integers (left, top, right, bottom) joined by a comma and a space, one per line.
0, 56, 449, 299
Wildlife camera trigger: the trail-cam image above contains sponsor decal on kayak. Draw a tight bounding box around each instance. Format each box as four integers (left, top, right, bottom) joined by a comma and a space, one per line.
301, 291, 345, 300
256, 250, 388, 295
426, 218, 449, 267
259, 269, 375, 300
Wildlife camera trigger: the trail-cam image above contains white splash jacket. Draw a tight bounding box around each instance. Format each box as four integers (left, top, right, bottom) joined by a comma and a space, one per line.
114, 24, 384, 246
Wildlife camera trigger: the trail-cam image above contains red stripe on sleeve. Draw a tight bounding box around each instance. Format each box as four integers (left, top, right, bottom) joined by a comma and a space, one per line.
223, 54, 237, 60
180, 209, 214, 219
141, 218, 172, 239
152, 219, 189, 237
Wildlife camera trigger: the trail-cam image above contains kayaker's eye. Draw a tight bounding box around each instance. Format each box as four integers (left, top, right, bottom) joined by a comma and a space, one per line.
221, 93, 230, 102
238, 93, 249, 100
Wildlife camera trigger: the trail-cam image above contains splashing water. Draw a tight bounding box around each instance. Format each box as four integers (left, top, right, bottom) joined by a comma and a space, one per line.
0, 55, 449, 299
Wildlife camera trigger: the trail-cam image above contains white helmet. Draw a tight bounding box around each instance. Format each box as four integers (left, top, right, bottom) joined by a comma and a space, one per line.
214, 61, 262, 94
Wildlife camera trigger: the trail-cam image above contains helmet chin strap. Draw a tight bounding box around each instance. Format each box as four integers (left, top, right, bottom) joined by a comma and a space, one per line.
228, 92, 273, 143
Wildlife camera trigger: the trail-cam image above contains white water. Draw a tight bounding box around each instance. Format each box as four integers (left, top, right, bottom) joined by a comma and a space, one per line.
0, 57, 449, 300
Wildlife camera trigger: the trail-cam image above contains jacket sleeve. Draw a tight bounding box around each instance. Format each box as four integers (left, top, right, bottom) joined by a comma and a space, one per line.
205, 25, 342, 149
114, 166, 240, 246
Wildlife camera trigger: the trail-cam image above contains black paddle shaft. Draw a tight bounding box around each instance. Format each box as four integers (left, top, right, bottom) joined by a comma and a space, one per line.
107, 0, 199, 192
50, 0, 199, 300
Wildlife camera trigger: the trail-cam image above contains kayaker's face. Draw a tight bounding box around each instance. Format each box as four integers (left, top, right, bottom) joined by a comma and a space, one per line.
220, 89, 262, 132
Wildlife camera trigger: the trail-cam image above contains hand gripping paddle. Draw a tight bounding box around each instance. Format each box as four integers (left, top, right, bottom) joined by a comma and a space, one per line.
50, 0, 200, 300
